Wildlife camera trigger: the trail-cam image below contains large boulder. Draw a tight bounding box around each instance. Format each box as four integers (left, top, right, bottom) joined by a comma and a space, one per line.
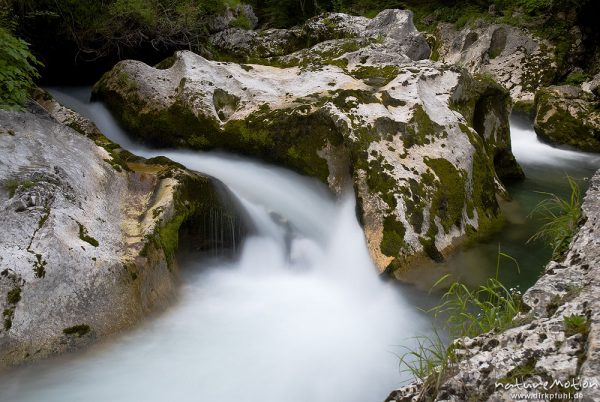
435, 21, 558, 105
93, 10, 522, 277
387, 168, 600, 402
0, 95, 245, 369
534, 85, 600, 152
209, 9, 430, 63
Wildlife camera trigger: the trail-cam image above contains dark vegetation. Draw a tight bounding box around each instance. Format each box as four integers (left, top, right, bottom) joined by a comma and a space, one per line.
0, 2, 41, 110
77, 222, 99, 247
3, 0, 233, 83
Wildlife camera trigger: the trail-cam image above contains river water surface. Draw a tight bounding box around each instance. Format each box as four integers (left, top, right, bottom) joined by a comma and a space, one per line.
0, 89, 598, 401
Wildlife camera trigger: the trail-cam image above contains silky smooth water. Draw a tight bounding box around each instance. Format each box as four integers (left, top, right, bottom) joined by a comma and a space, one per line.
2, 89, 598, 401
0, 88, 431, 402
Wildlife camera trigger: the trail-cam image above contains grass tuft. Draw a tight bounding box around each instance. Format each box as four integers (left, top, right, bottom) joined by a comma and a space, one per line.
429, 248, 521, 338
563, 314, 588, 337
399, 248, 522, 395
527, 175, 582, 259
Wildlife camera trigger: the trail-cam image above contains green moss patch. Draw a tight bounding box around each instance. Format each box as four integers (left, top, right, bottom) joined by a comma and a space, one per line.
380, 216, 407, 257
33, 253, 47, 278
63, 324, 91, 337
3, 179, 38, 198
154, 55, 176, 70
143, 173, 246, 268
77, 222, 99, 247
402, 105, 444, 148
3, 308, 14, 331
350, 65, 400, 87
419, 235, 444, 262
381, 91, 406, 108
534, 88, 600, 152
402, 176, 431, 233
6, 287, 21, 304
363, 155, 398, 210
425, 158, 467, 233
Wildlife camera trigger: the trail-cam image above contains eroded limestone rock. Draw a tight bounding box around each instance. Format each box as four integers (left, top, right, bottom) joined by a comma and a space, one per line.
534, 85, 600, 152
435, 21, 557, 105
0, 96, 244, 369
207, 3, 258, 33
387, 169, 600, 402
209, 10, 429, 64
93, 10, 521, 276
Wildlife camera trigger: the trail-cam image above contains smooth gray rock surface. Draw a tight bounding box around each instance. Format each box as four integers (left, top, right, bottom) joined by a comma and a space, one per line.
0, 98, 241, 369
435, 21, 557, 104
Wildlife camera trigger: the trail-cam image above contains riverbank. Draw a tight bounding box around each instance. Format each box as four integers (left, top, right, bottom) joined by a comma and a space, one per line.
388, 169, 600, 401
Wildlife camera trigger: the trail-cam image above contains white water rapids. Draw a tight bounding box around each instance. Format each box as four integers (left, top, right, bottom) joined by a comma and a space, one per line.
0, 88, 431, 401
510, 113, 600, 168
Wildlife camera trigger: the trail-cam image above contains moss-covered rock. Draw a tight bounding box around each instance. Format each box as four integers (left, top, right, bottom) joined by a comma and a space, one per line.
93, 11, 519, 277
534, 85, 600, 152
208, 9, 429, 66
389, 168, 600, 402
451, 72, 524, 183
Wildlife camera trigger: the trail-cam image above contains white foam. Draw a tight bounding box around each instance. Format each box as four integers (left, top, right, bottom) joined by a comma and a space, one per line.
0, 88, 431, 402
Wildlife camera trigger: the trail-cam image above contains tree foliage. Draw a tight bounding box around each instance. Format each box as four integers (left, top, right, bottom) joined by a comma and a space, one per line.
2, 0, 596, 85
9, 0, 229, 61
0, 16, 41, 109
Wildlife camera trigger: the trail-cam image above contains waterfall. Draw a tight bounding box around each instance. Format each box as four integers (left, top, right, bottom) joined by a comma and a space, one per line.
0, 88, 432, 402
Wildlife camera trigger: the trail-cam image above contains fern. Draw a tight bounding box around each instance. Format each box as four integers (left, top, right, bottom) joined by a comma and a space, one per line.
0, 27, 42, 110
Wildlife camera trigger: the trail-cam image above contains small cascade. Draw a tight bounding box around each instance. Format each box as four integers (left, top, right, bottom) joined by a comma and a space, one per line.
0, 87, 432, 402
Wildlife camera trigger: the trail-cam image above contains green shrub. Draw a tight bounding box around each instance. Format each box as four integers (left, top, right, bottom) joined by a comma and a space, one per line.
564, 71, 588, 86
8, 0, 228, 61
528, 176, 582, 259
230, 13, 252, 30
0, 26, 41, 110
516, 0, 552, 13
108, 0, 157, 26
